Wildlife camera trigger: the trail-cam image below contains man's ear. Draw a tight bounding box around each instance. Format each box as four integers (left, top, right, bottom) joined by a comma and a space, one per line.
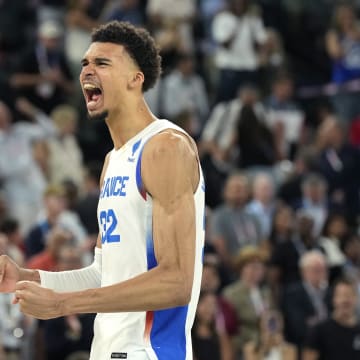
128, 71, 144, 90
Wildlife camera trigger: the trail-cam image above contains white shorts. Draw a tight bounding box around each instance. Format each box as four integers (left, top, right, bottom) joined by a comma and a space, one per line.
129, 350, 151, 360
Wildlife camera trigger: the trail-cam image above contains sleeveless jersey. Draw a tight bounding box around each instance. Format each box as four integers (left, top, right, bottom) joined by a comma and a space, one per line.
90, 119, 205, 360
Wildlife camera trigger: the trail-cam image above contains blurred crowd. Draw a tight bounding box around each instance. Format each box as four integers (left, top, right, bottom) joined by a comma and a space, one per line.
2, 0, 360, 359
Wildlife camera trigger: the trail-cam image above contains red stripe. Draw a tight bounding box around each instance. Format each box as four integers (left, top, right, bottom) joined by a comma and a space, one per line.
144, 310, 154, 343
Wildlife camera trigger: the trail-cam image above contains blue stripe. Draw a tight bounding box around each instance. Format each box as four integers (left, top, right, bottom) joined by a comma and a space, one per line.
150, 306, 188, 360
145, 210, 157, 270
135, 146, 146, 199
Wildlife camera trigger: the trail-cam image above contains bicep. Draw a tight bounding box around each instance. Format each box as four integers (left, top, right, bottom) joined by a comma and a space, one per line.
142, 131, 199, 290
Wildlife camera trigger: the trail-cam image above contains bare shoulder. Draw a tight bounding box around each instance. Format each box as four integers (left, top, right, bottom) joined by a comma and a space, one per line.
142, 129, 200, 196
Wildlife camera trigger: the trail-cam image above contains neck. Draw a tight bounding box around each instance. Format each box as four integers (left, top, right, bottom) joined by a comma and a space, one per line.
333, 311, 357, 327
106, 97, 155, 149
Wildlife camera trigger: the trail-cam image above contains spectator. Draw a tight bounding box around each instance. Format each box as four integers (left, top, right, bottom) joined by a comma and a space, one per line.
246, 173, 276, 239
303, 277, 360, 360
10, 20, 74, 114
0, 100, 54, 234
75, 162, 101, 237
234, 104, 280, 168
40, 245, 95, 360
201, 255, 238, 336
0, 233, 33, 360
101, 0, 145, 27
296, 173, 329, 237
318, 213, 348, 283
192, 291, 234, 360
211, 172, 263, 279
0, 218, 25, 266
27, 227, 72, 271
277, 146, 318, 207
243, 310, 297, 360
65, 0, 100, 78
199, 85, 264, 206
282, 251, 331, 351
269, 211, 321, 290
222, 246, 272, 359
315, 115, 360, 224
263, 72, 305, 160
212, 0, 269, 102
147, 0, 196, 54
268, 204, 294, 247
325, 3, 360, 122
24, 184, 67, 259
47, 104, 85, 188
161, 52, 209, 136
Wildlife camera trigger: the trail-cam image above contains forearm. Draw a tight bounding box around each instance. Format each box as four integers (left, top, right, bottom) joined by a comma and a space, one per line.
19, 268, 41, 284
60, 265, 189, 315
39, 247, 102, 292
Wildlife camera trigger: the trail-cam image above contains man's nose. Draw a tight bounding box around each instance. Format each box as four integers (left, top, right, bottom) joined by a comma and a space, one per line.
80, 63, 95, 78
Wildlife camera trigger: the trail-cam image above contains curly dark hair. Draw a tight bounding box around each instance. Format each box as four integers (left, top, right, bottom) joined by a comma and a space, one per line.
91, 21, 162, 92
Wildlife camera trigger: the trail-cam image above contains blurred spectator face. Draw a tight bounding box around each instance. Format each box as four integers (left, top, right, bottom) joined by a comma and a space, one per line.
38, 21, 63, 51
241, 260, 265, 286
0, 101, 12, 131
230, 0, 249, 16
57, 246, 83, 271
318, 116, 344, 148
178, 56, 194, 76
333, 282, 358, 319
343, 235, 360, 263
273, 78, 293, 102
253, 174, 274, 204
51, 105, 78, 135
326, 215, 348, 239
224, 174, 249, 208
196, 292, 218, 324
335, 5, 355, 31
301, 253, 327, 288
123, 0, 140, 10
296, 213, 314, 238
303, 181, 327, 204
239, 86, 259, 105
46, 228, 72, 256
44, 193, 66, 219
201, 263, 221, 292
274, 206, 294, 234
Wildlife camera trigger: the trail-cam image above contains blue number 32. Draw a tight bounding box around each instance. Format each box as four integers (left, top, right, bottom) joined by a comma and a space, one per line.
100, 209, 120, 244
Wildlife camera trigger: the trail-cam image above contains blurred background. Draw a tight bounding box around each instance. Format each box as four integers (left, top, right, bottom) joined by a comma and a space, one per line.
1, 0, 360, 359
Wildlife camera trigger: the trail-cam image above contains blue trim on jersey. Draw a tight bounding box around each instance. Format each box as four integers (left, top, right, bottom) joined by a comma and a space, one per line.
146, 216, 157, 270
150, 306, 188, 360
135, 146, 147, 200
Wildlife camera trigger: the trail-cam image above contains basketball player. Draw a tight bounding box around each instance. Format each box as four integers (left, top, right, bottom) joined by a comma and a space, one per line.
0, 21, 205, 360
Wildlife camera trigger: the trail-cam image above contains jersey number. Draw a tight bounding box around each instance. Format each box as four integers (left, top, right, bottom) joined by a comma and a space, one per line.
100, 209, 120, 244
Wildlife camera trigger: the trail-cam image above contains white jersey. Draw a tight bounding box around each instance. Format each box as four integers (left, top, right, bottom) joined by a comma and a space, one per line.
90, 119, 205, 360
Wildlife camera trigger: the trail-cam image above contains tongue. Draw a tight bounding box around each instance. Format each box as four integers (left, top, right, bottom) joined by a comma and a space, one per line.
87, 93, 101, 110
92, 93, 101, 102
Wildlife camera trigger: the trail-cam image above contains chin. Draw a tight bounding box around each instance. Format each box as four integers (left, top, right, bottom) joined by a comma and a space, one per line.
87, 110, 109, 122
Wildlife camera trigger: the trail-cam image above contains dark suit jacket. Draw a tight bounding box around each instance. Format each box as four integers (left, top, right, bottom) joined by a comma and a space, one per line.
281, 282, 331, 348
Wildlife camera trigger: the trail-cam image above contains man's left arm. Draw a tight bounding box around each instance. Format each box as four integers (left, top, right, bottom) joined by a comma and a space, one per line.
15, 130, 200, 319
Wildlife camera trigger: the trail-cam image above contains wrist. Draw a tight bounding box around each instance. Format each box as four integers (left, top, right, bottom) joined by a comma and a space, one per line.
19, 268, 40, 284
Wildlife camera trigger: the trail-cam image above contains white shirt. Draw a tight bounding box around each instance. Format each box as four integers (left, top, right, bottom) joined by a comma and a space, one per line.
212, 11, 268, 70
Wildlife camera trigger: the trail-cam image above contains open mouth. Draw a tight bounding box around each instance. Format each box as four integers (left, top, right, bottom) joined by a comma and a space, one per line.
83, 83, 103, 110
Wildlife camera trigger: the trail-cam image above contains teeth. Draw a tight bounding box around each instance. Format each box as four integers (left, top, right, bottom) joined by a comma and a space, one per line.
83, 83, 97, 90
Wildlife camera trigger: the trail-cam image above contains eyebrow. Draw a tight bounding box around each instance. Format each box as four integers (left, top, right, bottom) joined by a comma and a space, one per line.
80, 57, 112, 66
